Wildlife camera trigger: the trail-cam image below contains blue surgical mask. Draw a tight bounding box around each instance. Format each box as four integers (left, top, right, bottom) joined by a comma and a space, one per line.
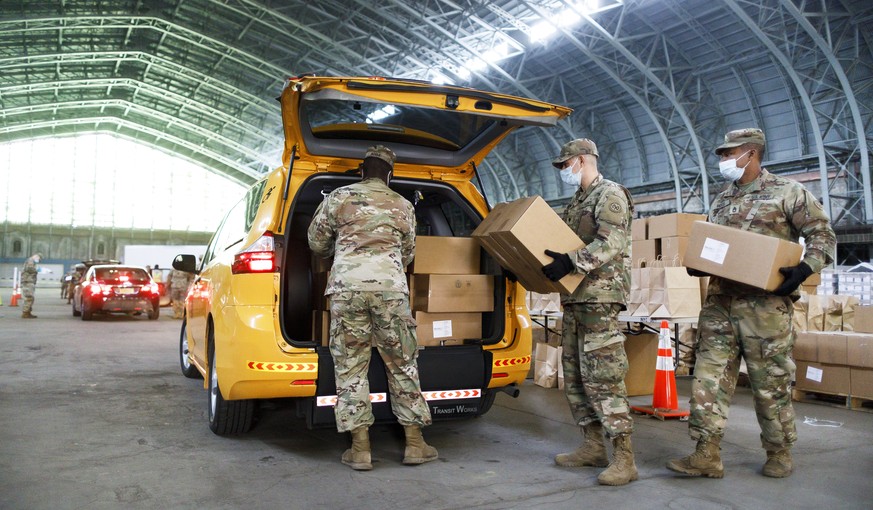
559, 159, 582, 186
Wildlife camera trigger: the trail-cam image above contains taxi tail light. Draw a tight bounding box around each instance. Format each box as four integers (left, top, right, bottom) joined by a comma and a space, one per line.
232, 232, 276, 274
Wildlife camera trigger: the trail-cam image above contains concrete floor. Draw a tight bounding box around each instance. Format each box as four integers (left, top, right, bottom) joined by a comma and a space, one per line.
1, 288, 871, 510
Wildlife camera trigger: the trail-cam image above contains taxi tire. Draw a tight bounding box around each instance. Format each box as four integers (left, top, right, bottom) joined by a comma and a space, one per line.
148, 304, 159, 320
180, 319, 200, 379
207, 342, 255, 435
82, 302, 93, 321
72, 300, 81, 317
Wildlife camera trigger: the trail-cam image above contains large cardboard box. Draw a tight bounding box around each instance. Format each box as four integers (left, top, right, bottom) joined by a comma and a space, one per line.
850, 368, 873, 399
415, 312, 480, 346
411, 236, 480, 274
683, 221, 803, 291
855, 305, 873, 334
817, 332, 848, 365
660, 236, 689, 265
631, 218, 648, 241
647, 213, 706, 239
795, 361, 851, 395
632, 240, 657, 267
624, 332, 658, 396
472, 196, 585, 294
412, 274, 494, 312
846, 332, 873, 369
793, 331, 818, 362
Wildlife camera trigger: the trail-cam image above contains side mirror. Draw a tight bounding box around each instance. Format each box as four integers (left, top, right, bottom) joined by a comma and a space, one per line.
173, 254, 199, 274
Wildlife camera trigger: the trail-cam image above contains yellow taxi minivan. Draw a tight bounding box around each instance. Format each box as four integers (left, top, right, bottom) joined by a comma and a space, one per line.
173, 75, 572, 434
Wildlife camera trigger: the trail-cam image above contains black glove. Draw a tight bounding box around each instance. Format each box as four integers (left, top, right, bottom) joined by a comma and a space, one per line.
773, 262, 813, 296
686, 267, 709, 278
542, 249, 574, 282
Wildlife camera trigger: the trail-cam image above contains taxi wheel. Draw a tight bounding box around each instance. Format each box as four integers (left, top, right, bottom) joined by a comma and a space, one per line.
148, 304, 159, 320
180, 319, 200, 379
207, 341, 255, 435
72, 300, 81, 317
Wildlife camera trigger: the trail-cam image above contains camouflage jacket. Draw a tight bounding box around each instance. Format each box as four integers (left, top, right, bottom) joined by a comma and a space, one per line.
307, 178, 415, 294
561, 174, 634, 306
707, 168, 836, 297
168, 269, 194, 290
21, 258, 38, 285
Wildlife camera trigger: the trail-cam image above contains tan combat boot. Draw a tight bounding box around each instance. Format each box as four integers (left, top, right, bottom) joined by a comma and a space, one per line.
402, 425, 438, 465
597, 435, 638, 486
555, 422, 609, 467
666, 437, 724, 478
341, 426, 372, 471
21, 311, 37, 319
762, 449, 793, 478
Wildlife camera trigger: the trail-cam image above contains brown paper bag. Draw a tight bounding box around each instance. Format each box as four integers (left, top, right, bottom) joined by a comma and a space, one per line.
630, 264, 653, 316
648, 260, 702, 318
792, 293, 809, 333
806, 295, 826, 331
534, 341, 560, 388
830, 295, 860, 331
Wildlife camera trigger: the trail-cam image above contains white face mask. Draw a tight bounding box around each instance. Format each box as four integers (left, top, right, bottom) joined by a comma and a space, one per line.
559, 158, 582, 186
718, 150, 751, 181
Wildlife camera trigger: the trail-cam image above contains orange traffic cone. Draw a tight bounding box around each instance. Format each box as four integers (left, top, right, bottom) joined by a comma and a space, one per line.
631, 320, 689, 420
9, 285, 20, 306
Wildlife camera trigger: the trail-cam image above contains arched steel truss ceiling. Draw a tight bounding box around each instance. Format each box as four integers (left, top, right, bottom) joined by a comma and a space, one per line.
1, 0, 871, 227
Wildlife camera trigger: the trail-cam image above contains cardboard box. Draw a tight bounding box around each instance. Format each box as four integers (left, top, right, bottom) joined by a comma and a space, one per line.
846, 332, 873, 369
472, 196, 585, 294
412, 274, 494, 312
647, 213, 706, 239
411, 236, 480, 274
850, 368, 873, 399
795, 361, 851, 395
415, 312, 480, 346
803, 272, 822, 287
660, 236, 688, 265
793, 331, 818, 362
683, 221, 803, 291
631, 240, 657, 267
817, 332, 848, 365
855, 305, 873, 334
624, 332, 658, 396
631, 218, 647, 240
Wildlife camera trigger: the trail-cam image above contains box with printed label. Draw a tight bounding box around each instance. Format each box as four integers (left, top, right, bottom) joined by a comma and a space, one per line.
647, 213, 707, 239
415, 312, 480, 346
412, 274, 494, 312
795, 361, 851, 395
683, 221, 803, 291
411, 236, 480, 274
472, 196, 585, 294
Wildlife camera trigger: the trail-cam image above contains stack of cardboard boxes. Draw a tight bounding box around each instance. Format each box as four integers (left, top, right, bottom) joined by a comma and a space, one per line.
631, 213, 706, 267
794, 305, 873, 400
411, 236, 491, 346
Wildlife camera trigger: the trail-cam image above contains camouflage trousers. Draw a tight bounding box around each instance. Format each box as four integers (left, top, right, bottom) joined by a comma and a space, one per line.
561, 303, 633, 438
21, 282, 35, 314
690, 294, 797, 450
329, 291, 432, 433
170, 289, 186, 319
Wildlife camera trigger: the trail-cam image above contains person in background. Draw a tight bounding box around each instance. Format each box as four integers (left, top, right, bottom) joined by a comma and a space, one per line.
21, 252, 42, 319
307, 145, 436, 471
167, 267, 195, 319
666, 128, 836, 479
541, 138, 637, 486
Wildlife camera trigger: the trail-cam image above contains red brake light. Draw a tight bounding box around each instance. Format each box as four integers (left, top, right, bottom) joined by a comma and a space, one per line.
232, 232, 276, 274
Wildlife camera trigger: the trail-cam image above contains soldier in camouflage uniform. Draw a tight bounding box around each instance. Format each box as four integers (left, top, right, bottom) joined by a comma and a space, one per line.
667, 128, 836, 479
541, 138, 637, 486
21, 253, 42, 319
167, 267, 194, 319
307, 145, 436, 471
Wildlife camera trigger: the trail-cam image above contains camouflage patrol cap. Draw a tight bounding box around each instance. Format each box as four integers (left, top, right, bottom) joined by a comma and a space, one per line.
551, 138, 599, 168
715, 128, 766, 155
364, 145, 396, 168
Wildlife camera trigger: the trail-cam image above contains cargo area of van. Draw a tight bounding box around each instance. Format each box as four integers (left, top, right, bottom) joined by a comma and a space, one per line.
279, 172, 512, 426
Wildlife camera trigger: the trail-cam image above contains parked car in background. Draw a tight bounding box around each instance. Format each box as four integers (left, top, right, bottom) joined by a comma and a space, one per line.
72, 264, 161, 320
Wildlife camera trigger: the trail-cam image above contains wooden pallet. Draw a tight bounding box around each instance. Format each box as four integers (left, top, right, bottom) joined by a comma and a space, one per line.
792, 389, 873, 412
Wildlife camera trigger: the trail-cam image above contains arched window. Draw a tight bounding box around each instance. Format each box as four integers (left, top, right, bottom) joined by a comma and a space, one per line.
13, 240, 22, 254
97, 242, 105, 256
